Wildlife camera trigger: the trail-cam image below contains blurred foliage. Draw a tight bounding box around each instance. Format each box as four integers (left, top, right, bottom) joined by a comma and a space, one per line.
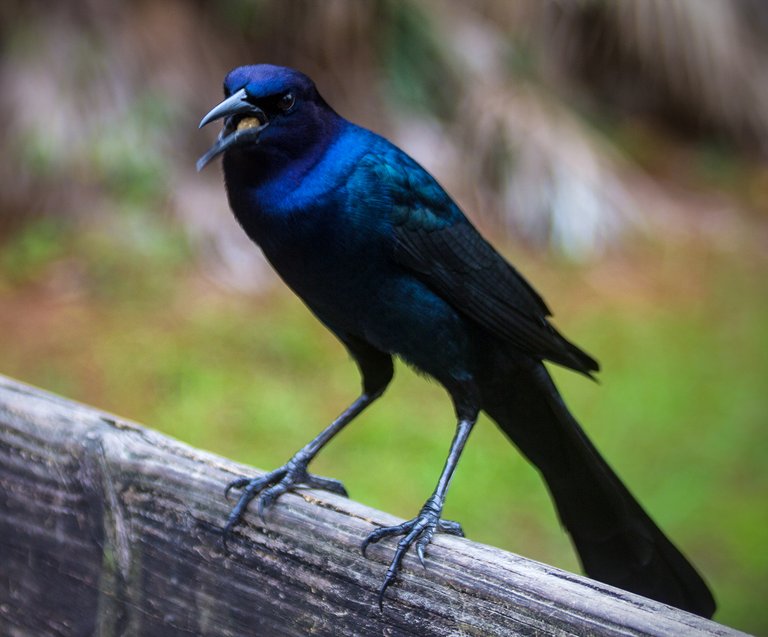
0, 220, 67, 285
374, 0, 460, 119
0, 0, 767, 633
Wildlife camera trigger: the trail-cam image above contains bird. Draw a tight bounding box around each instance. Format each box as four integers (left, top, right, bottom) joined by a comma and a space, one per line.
197, 64, 715, 617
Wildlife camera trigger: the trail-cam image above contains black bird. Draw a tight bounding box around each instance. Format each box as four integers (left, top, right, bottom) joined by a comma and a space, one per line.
197, 64, 715, 616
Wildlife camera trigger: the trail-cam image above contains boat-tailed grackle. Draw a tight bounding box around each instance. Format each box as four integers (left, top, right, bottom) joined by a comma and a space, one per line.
197, 64, 715, 616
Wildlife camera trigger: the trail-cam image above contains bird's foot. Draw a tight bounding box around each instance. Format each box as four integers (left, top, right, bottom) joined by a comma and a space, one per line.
222, 456, 347, 550
361, 495, 464, 608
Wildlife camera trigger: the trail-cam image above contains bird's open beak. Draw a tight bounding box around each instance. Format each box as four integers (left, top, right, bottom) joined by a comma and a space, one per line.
197, 88, 269, 171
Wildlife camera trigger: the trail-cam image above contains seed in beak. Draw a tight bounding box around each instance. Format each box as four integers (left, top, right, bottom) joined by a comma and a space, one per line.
236, 117, 263, 131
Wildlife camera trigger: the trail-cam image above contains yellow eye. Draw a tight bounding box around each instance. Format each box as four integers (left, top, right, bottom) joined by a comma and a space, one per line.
278, 92, 295, 112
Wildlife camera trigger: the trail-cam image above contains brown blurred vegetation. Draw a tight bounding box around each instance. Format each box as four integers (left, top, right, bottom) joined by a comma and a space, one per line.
1, 1, 767, 633
2, 0, 767, 268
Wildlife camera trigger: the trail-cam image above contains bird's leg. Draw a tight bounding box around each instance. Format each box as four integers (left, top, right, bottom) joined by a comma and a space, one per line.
361, 416, 475, 607
222, 390, 380, 547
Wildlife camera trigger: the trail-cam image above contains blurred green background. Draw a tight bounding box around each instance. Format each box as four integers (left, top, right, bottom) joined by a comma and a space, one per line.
1, 1, 767, 633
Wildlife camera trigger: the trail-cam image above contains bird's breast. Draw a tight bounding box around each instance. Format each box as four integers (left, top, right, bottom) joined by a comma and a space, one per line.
249, 205, 392, 332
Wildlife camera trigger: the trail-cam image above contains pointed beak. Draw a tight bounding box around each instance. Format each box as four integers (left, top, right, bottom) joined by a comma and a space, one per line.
197, 88, 269, 171
198, 88, 253, 129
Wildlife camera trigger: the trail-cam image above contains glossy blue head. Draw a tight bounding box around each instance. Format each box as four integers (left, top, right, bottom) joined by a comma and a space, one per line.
197, 64, 341, 174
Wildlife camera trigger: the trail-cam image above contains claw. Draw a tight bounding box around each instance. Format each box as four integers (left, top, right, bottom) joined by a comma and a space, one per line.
224, 477, 251, 500
377, 571, 396, 611
221, 463, 348, 546
221, 519, 236, 553
416, 543, 427, 569
304, 474, 349, 497
361, 529, 380, 557
362, 505, 463, 608
415, 528, 434, 569
256, 482, 287, 519
361, 521, 410, 557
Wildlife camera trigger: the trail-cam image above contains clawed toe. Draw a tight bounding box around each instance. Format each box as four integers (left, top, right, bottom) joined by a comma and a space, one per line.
438, 519, 464, 536
304, 474, 348, 497
361, 505, 462, 608
224, 477, 250, 499
361, 521, 410, 556
223, 461, 460, 610
221, 463, 348, 552
256, 481, 291, 518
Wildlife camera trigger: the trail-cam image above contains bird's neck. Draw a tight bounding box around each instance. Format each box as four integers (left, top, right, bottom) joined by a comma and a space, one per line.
225, 118, 341, 203
223, 119, 369, 230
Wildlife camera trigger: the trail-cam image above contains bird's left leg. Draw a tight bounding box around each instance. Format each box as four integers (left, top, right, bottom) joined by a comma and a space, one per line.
362, 395, 478, 607
223, 339, 393, 547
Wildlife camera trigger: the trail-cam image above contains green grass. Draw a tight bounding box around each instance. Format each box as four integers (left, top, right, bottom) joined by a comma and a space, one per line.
0, 218, 765, 633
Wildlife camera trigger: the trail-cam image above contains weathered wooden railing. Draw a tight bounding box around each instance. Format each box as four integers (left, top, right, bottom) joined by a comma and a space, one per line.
0, 374, 749, 636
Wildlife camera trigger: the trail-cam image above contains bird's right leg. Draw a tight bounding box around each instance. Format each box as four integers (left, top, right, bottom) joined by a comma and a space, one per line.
222, 339, 393, 548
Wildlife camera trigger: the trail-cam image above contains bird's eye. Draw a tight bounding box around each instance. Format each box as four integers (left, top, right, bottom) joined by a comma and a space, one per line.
277, 92, 295, 112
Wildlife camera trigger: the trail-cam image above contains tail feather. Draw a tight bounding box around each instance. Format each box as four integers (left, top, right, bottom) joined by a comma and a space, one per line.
480, 359, 715, 618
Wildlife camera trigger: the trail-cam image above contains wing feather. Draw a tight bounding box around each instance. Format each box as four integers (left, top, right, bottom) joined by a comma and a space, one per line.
379, 151, 598, 375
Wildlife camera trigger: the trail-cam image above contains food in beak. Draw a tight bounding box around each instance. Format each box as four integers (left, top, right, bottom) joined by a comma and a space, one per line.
237, 117, 264, 131
196, 107, 269, 172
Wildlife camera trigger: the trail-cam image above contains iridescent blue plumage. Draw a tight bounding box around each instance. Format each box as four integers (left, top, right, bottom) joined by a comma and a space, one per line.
198, 64, 714, 617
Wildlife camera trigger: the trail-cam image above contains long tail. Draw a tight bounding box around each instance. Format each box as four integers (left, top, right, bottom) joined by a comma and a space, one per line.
480, 360, 715, 618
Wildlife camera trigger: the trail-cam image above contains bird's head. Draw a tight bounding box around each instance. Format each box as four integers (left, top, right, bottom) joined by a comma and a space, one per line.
197, 64, 338, 172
